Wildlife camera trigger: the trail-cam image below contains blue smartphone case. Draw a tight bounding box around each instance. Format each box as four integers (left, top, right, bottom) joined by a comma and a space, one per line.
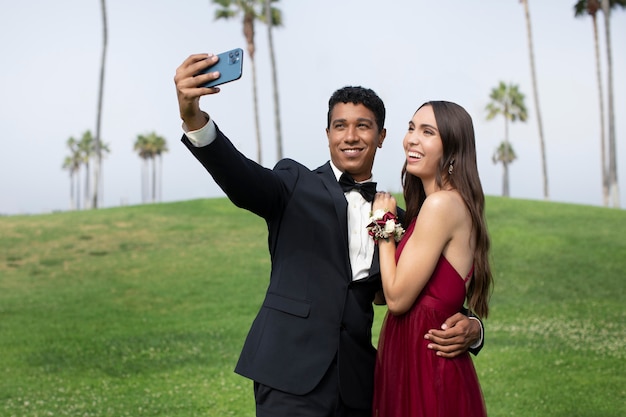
199, 48, 244, 88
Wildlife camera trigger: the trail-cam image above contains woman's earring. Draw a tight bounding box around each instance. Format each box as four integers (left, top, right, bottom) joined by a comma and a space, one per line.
448, 159, 455, 175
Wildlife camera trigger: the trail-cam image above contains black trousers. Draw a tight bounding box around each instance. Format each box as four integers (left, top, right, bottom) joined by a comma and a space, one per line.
253, 360, 370, 417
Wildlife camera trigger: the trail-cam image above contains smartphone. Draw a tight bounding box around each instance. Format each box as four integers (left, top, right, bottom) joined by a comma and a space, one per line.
198, 48, 244, 88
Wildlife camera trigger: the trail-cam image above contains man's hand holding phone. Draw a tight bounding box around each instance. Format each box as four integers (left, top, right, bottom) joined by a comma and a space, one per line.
174, 49, 243, 131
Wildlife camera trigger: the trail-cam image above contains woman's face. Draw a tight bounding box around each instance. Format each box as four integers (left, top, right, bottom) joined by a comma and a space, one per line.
403, 105, 444, 182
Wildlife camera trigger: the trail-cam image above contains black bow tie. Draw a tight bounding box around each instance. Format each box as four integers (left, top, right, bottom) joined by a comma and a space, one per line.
339, 173, 377, 202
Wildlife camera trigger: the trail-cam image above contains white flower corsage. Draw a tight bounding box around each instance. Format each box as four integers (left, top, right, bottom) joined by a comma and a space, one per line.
366, 209, 405, 244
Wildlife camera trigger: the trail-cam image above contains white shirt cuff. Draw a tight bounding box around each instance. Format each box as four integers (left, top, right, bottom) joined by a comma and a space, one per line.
468, 316, 484, 349
182, 112, 217, 147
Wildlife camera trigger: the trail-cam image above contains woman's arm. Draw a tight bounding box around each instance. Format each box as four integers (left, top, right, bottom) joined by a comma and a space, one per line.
376, 192, 461, 315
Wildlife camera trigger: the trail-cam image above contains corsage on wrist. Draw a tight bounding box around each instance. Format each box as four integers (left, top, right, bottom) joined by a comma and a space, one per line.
366, 209, 405, 244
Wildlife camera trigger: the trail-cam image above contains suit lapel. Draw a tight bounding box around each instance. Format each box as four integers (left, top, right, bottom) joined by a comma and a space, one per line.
316, 162, 348, 238
316, 162, 352, 277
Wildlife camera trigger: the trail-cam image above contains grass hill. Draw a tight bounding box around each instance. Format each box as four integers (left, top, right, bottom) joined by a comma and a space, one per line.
1, 196, 624, 416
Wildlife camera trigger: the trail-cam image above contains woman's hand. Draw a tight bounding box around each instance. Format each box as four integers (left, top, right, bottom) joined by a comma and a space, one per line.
372, 192, 397, 215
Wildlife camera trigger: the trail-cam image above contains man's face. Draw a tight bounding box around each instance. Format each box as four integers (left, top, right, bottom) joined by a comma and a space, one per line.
326, 102, 386, 182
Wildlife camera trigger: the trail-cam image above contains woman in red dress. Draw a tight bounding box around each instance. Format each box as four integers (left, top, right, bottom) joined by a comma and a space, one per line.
371, 101, 492, 417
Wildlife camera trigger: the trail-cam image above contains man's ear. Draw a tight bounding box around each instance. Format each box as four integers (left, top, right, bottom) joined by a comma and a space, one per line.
378, 128, 387, 148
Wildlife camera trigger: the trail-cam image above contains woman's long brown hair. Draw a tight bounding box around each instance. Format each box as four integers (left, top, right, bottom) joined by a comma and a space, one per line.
401, 101, 493, 318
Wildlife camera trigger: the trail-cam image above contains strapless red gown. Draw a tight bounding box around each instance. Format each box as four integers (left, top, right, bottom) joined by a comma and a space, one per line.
372, 220, 487, 417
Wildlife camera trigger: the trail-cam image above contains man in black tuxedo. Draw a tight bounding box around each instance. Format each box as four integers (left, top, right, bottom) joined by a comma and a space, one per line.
174, 53, 482, 417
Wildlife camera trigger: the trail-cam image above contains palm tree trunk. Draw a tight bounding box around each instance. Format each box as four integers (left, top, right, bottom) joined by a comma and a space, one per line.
504, 114, 510, 197
84, 162, 91, 209
503, 161, 510, 197
266, 0, 283, 161
92, 0, 108, 209
602, 1, 620, 207
591, 15, 609, 206
244, 14, 262, 164
76, 170, 81, 210
522, 0, 549, 200
152, 157, 157, 203
69, 172, 75, 211
158, 154, 163, 202
142, 158, 148, 203
249, 55, 262, 164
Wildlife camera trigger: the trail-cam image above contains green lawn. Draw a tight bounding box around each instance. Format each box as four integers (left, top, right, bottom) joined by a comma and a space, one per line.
1, 197, 624, 416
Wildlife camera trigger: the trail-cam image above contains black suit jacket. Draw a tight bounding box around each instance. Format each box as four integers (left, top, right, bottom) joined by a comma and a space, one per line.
183, 126, 380, 409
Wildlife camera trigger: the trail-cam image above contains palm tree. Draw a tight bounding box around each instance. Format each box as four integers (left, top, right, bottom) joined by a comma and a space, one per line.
212, 0, 264, 164
62, 136, 82, 210
574, 0, 609, 205
134, 132, 168, 203
600, 0, 625, 208
92, 0, 108, 209
77, 130, 111, 209
486, 82, 528, 197
492, 141, 518, 197
262, 0, 284, 161
63, 156, 77, 210
78, 131, 95, 208
520, 0, 549, 200
134, 134, 152, 203
150, 133, 168, 202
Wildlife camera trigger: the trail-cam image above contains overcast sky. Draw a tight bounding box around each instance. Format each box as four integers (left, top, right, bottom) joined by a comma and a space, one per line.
1, 0, 625, 215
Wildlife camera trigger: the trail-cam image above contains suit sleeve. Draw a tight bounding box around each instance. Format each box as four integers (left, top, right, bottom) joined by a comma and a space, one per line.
181, 125, 297, 219
462, 307, 484, 355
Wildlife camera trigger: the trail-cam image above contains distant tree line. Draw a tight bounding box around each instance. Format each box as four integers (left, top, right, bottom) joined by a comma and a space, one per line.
62, 131, 110, 211
61, 0, 284, 212
62, 0, 622, 210
62, 131, 168, 210
485, 0, 623, 208
133, 132, 168, 204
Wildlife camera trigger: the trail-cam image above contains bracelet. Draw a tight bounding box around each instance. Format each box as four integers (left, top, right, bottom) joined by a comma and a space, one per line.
366, 209, 405, 243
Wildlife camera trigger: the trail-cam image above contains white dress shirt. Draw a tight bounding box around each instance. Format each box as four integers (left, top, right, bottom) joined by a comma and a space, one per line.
329, 162, 375, 281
